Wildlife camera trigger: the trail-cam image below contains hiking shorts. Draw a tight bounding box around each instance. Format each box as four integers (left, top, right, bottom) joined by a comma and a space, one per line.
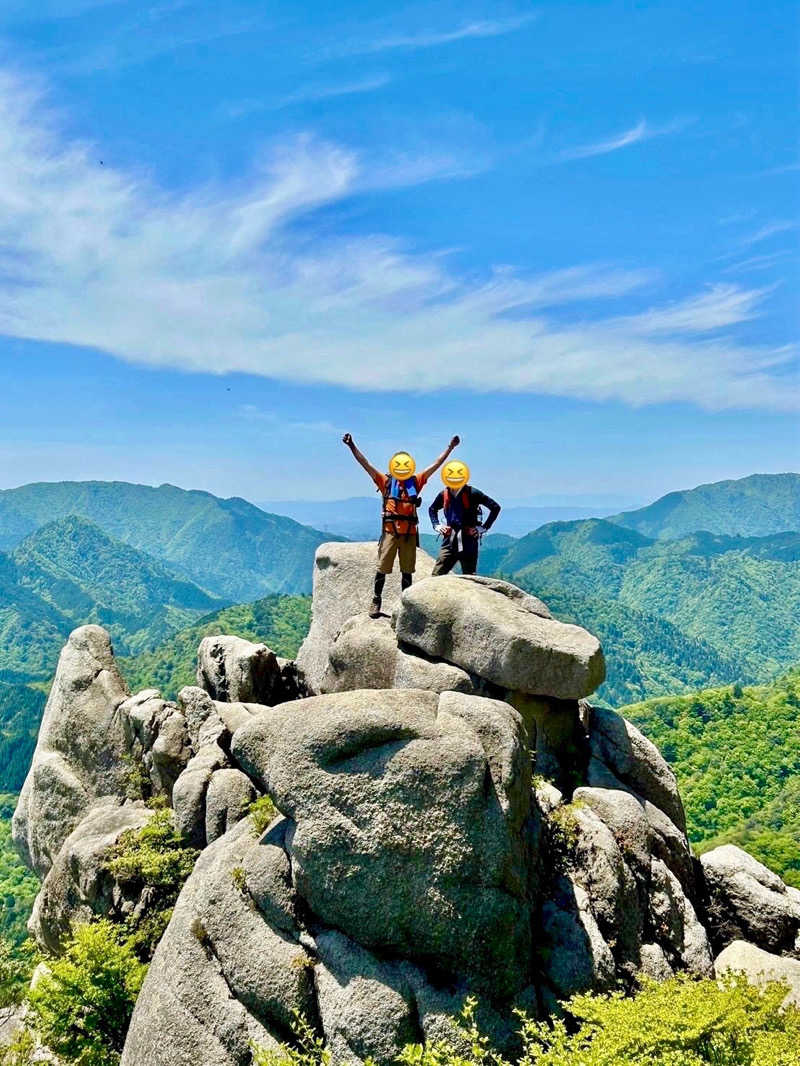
377, 531, 417, 574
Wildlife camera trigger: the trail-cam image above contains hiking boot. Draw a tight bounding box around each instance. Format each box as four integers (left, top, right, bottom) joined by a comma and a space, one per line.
369, 598, 382, 619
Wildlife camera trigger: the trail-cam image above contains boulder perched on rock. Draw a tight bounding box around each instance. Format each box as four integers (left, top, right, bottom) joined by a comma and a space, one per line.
28, 800, 152, 954
396, 576, 605, 700
700, 845, 800, 957
197, 635, 284, 705
296, 542, 435, 694
13, 626, 131, 876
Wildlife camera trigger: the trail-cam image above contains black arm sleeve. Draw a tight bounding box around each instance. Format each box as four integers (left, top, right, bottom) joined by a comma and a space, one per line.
428, 491, 444, 529
474, 489, 501, 531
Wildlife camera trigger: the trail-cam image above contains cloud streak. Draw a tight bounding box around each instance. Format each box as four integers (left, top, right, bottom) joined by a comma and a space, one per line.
350, 14, 537, 54
0, 69, 794, 412
560, 117, 693, 161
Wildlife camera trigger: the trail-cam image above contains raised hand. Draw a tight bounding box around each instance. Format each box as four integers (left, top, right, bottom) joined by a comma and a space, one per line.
342, 433, 354, 447
449, 435, 460, 449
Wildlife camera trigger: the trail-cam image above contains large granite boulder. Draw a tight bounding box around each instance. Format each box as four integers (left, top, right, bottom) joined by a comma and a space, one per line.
124, 685, 538, 1065
197, 635, 284, 705
232, 687, 533, 1000
296, 542, 435, 694
700, 845, 800, 957
13, 626, 131, 876
396, 576, 605, 700
28, 800, 152, 955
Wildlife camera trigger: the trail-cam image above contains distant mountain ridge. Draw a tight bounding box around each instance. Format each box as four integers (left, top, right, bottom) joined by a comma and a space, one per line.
0, 480, 343, 600
0, 515, 224, 680
609, 473, 800, 540
492, 517, 800, 683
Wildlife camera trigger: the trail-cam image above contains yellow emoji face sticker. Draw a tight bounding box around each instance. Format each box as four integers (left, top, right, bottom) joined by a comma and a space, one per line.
389, 451, 416, 480
442, 459, 469, 489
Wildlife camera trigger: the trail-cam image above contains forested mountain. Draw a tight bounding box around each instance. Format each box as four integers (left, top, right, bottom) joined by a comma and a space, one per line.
0, 516, 224, 681
494, 519, 800, 682
623, 670, 800, 888
608, 473, 800, 540
0, 481, 342, 600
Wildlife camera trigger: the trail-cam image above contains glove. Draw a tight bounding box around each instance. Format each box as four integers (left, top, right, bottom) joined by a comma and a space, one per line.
434, 524, 450, 536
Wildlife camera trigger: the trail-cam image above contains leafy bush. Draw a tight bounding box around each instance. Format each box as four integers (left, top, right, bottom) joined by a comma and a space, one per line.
254, 975, 800, 1066
27, 920, 146, 1066
104, 808, 198, 958
249, 794, 278, 835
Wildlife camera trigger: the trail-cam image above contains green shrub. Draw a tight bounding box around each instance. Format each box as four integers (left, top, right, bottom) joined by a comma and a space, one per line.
254, 975, 800, 1066
106, 808, 198, 887
27, 920, 146, 1066
104, 808, 198, 958
0, 936, 36, 1008
250, 794, 278, 835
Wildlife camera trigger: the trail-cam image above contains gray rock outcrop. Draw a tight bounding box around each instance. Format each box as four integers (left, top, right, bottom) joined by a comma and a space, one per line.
13, 562, 799, 1066
197, 635, 284, 705
13, 626, 131, 876
320, 615, 398, 693
296, 542, 435, 694
700, 844, 800, 957
28, 800, 152, 954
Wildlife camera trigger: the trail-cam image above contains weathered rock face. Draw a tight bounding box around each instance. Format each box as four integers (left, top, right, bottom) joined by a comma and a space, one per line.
125, 688, 538, 1066
396, 576, 605, 700
232, 688, 533, 1000
197, 635, 285, 705
13, 626, 131, 876
296, 542, 435, 694
28, 801, 152, 954
122, 818, 310, 1066
700, 845, 800, 957
121, 690, 192, 802
320, 615, 398, 693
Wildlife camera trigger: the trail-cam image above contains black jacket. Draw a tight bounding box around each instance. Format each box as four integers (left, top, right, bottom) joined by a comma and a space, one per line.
428, 485, 501, 532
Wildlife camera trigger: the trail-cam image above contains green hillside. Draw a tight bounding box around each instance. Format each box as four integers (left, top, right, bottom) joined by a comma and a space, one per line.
0, 793, 38, 949
624, 670, 800, 887
0, 682, 47, 792
0, 516, 225, 681
0, 481, 343, 601
529, 588, 751, 708
609, 472, 800, 540
121, 594, 311, 699
495, 519, 800, 683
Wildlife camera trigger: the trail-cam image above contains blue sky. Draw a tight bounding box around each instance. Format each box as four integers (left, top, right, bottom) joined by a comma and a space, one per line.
0, 0, 797, 504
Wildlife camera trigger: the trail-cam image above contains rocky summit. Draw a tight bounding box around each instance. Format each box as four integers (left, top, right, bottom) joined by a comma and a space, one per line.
11, 541, 800, 1066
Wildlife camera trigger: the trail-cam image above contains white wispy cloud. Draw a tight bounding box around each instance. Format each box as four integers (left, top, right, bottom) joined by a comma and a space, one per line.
560, 117, 693, 161
741, 221, 797, 246
222, 75, 392, 120
0, 69, 794, 412
351, 13, 537, 54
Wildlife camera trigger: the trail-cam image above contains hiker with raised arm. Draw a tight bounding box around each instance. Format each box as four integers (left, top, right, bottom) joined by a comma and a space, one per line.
429, 458, 501, 576
342, 432, 460, 617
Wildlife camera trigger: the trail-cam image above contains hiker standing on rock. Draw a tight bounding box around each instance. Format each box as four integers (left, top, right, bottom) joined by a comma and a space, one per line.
429, 459, 501, 576
342, 432, 460, 617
